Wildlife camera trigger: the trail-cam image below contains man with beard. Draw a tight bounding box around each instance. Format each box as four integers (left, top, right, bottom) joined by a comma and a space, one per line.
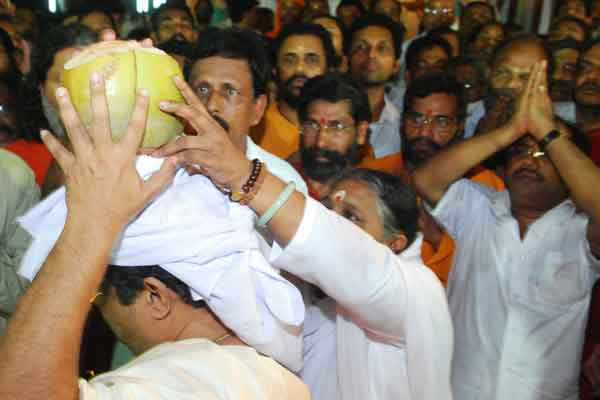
459, 1, 496, 45
294, 72, 459, 286
151, 1, 197, 45
292, 73, 370, 200
574, 39, 600, 164
251, 23, 336, 160
31, 24, 98, 195
347, 14, 404, 159
414, 59, 600, 400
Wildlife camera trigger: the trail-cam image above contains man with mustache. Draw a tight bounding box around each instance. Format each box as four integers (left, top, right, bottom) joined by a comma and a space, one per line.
347, 14, 404, 160
468, 34, 569, 138
292, 72, 370, 200
548, 38, 581, 103
289, 72, 457, 286
574, 39, 600, 165
151, 1, 197, 45
252, 23, 336, 160
414, 59, 600, 400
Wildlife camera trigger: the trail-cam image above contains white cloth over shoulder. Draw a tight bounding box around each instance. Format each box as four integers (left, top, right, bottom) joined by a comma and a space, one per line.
274, 197, 453, 400
18, 155, 305, 370
79, 339, 311, 400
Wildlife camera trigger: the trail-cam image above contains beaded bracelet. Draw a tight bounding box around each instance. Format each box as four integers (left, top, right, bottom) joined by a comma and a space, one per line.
230, 159, 262, 203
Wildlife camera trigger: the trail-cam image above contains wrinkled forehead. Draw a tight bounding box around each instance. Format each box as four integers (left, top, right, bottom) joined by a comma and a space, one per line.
493, 43, 546, 71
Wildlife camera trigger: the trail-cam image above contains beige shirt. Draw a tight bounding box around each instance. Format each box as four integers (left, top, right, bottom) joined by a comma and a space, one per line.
79, 339, 310, 400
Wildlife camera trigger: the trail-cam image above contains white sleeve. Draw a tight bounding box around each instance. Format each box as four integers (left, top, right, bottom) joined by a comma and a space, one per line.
272, 197, 407, 339
430, 178, 494, 239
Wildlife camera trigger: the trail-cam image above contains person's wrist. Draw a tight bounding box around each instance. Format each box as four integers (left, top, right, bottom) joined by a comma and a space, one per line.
532, 122, 558, 142
227, 159, 253, 194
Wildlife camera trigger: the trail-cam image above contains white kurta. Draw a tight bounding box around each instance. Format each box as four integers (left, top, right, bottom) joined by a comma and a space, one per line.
273, 198, 454, 400
79, 339, 310, 400
432, 179, 600, 400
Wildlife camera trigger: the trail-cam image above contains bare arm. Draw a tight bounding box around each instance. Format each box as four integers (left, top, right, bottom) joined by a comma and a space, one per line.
524, 62, 600, 257
154, 77, 306, 247
0, 74, 175, 400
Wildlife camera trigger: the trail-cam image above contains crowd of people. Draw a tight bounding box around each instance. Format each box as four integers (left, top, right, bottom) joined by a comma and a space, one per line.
1, 0, 600, 399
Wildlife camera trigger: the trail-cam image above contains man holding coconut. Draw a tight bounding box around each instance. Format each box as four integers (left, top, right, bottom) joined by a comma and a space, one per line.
0, 29, 311, 399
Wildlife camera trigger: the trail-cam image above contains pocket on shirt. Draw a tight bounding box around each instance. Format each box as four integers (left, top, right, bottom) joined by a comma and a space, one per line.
534, 252, 588, 308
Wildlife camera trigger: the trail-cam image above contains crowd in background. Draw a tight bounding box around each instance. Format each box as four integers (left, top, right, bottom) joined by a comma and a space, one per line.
1, 0, 600, 399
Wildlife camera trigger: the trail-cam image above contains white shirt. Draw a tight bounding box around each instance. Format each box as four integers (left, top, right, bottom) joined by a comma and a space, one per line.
246, 136, 307, 196
432, 179, 600, 400
369, 94, 402, 159
273, 198, 453, 400
79, 339, 310, 400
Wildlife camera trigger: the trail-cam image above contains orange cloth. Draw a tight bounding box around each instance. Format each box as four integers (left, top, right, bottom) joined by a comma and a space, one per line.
421, 232, 455, 286
5, 139, 53, 186
467, 165, 506, 191
359, 152, 404, 175
251, 102, 300, 160
358, 152, 505, 286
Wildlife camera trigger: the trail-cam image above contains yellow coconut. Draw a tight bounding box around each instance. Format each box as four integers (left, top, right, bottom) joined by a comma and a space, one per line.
62, 40, 184, 148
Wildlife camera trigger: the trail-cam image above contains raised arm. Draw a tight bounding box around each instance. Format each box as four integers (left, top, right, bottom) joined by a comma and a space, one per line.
0, 74, 176, 400
412, 61, 546, 205
524, 62, 600, 257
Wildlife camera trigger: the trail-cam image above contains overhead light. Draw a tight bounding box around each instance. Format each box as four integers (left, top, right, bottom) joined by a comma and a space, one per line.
48, 0, 57, 13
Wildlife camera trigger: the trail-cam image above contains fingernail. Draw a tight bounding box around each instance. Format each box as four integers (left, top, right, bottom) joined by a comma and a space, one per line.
139, 88, 149, 97
173, 75, 182, 83
56, 87, 67, 98
91, 72, 100, 86
40, 129, 49, 138
159, 101, 170, 110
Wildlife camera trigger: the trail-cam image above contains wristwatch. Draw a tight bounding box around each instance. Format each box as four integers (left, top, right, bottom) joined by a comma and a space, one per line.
538, 129, 561, 151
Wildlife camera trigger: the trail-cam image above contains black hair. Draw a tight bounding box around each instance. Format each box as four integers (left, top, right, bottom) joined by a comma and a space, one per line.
0, 76, 29, 141
158, 36, 193, 70
403, 71, 467, 120
490, 34, 554, 77
337, 0, 367, 15
101, 265, 206, 308
33, 24, 98, 87
332, 168, 419, 246
405, 34, 452, 71
310, 12, 348, 48
226, 0, 259, 23
466, 21, 505, 44
0, 27, 15, 58
447, 55, 486, 82
371, 0, 401, 13
273, 23, 337, 70
547, 36, 582, 52
151, 0, 194, 33
246, 7, 275, 34
195, 0, 214, 25
127, 27, 152, 40
188, 27, 271, 98
298, 72, 371, 123
75, 3, 117, 31
462, 1, 496, 19
347, 13, 405, 59
549, 16, 589, 42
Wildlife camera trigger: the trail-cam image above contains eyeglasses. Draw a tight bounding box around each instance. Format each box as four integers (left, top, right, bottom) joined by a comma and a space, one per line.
505, 145, 546, 159
300, 119, 354, 140
424, 6, 453, 15
403, 110, 457, 132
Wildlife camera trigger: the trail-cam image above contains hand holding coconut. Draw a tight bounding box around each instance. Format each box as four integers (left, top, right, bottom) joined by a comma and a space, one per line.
154, 76, 254, 196
40, 73, 178, 231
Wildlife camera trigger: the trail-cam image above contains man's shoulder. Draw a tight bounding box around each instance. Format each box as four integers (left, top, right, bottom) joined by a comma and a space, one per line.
83, 339, 309, 399
246, 138, 308, 196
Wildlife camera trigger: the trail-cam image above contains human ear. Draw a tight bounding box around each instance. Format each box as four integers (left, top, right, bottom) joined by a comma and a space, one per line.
143, 277, 172, 320
386, 232, 408, 254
